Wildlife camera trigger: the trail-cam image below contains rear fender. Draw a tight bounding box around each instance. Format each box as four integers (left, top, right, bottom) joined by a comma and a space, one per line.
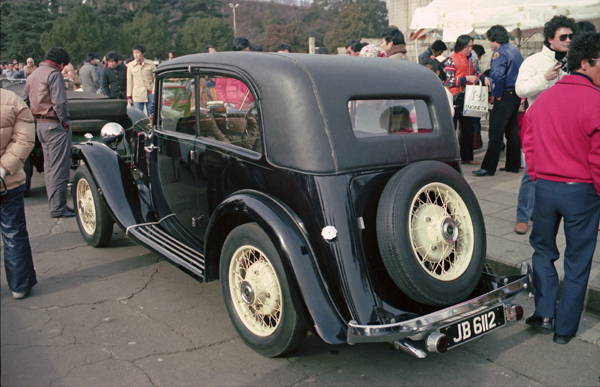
205, 190, 347, 344
71, 142, 144, 229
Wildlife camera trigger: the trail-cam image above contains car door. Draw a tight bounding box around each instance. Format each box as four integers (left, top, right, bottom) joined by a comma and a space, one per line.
190, 73, 264, 236
149, 73, 204, 250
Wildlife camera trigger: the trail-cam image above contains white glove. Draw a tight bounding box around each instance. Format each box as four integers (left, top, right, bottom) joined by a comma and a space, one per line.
0, 166, 6, 179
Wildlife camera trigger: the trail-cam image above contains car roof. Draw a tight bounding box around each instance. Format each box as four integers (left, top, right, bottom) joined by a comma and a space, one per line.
157, 52, 457, 174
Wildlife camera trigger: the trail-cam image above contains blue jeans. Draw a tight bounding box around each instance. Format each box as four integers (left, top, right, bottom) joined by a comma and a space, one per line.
1, 185, 37, 293
516, 164, 535, 223
529, 179, 600, 336
134, 93, 154, 116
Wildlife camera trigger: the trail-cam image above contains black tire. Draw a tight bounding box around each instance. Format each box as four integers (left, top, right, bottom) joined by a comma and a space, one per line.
376, 161, 486, 306
23, 156, 33, 197
72, 166, 114, 247
220, 223, 307, 357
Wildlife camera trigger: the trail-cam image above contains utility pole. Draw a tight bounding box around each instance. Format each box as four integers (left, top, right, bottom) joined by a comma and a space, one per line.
228, 3, 239, 38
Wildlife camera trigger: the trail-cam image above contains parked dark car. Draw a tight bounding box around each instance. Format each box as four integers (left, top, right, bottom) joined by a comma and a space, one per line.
70, 53, 530, 358
0, 78, 146, 196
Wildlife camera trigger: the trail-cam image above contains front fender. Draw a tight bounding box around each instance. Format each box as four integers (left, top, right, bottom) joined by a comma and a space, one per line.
206, 190, 347, 344
72, 142, 144, 229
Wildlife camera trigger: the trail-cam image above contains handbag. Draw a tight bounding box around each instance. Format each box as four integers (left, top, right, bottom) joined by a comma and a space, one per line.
462, 82, 489, 117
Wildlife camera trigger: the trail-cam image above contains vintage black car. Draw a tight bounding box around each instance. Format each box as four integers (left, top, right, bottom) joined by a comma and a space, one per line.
70, 53, 530, 358
0, 78, 145, 196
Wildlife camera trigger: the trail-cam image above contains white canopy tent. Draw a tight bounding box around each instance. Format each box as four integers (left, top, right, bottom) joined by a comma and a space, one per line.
409, 0, 600, 43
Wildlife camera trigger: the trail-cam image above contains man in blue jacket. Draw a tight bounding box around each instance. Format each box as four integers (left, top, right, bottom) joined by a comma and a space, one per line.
473, 25, 524, 176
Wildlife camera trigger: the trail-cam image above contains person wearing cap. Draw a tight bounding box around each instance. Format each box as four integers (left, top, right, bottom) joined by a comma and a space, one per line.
126, 44, 156, 117
79, 52, 102, 93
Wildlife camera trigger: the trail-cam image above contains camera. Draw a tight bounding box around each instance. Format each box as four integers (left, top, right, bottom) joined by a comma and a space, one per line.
556, 56, 568, 71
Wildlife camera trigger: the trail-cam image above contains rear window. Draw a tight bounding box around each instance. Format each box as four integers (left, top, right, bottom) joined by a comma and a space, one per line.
348, 99, 433, 138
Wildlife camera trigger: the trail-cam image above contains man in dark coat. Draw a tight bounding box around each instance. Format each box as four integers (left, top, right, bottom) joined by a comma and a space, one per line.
419, 40, 447, 64
101, 51, 127, 99
473, 25, 524, 177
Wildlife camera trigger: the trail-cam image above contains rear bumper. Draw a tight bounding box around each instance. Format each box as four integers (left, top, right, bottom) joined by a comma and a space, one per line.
347, 264, 531, 344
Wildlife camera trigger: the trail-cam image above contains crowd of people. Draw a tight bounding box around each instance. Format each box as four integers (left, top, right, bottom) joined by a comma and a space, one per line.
1, 16, 600, 349
1, 58, 38, 79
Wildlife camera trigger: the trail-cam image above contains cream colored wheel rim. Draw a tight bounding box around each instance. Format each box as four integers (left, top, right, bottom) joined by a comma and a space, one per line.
76, 179, 96, 236
228, 245, 282, 336
409, 182, 474, 281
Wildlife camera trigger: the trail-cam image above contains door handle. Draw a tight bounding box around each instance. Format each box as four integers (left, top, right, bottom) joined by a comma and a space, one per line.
192, 216, 203, 228
144, 143, 159, 153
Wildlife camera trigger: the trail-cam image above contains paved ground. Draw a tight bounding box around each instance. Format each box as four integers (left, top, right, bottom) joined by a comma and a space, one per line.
2, 132, 600, 386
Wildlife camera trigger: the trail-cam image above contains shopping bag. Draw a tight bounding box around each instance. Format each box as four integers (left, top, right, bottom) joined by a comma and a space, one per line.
463, 83, 488, 117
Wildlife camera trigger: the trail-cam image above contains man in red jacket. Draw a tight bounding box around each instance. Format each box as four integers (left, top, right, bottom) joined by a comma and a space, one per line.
522, 32, 600, 345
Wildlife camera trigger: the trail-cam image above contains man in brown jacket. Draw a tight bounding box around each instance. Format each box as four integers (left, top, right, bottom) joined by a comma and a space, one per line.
380, 26, 408, 60
22, 47, 74, 218
1, 88, 37, 299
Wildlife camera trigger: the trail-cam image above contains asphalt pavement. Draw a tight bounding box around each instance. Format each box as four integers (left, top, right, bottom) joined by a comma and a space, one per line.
2, 131, 600, 386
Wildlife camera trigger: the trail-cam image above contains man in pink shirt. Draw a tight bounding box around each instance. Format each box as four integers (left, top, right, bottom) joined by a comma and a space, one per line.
522, 32, 600, 345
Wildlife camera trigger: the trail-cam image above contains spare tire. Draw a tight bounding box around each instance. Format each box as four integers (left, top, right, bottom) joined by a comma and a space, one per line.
376, 161, 486, 306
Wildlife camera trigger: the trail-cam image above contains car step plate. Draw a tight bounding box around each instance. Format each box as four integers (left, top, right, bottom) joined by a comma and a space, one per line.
439, 305, 506, 349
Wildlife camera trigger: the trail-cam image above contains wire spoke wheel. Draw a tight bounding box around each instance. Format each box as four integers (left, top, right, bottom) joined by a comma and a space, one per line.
72, 166, 114, 247
221, 223, 307, 357
376, 161, 486, 306
76, 178, 97, 236
409, 182, 474, 281
229, 245, 283, 337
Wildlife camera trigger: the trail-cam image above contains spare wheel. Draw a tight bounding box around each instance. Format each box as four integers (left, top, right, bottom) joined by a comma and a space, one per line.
376, 161, 486, 306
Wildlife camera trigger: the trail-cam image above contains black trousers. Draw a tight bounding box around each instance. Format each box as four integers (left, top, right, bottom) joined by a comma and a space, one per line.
481, 90, 521, 172
454, 111, 475, 162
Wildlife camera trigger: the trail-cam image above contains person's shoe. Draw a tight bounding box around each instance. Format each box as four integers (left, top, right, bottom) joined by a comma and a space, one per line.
500, 167, 520, 173
515, 222, 528, 234
472, 169, 495, 176
461, 160, 480, 165
525, 316, 554, 334
553, 333, 576, 344
51, 208, 76, 218
12, 291, 29, 300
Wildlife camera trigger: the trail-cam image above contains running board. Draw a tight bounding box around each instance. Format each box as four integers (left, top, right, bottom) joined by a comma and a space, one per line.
126, 220, 205, 280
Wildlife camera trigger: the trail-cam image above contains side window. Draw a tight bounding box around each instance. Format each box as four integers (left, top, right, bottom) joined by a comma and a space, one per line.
198, 75, 262, 154
158, 77, 196, 135
348, 99, 433, 138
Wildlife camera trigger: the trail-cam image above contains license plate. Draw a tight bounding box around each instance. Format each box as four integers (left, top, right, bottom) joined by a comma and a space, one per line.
440, 305, 505, 349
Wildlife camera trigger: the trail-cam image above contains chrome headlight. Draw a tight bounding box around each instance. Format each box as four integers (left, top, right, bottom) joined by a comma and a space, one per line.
100, 122, 125, 150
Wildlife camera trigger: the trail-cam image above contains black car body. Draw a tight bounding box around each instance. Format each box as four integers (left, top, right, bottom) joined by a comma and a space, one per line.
70, 53, 530, 358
